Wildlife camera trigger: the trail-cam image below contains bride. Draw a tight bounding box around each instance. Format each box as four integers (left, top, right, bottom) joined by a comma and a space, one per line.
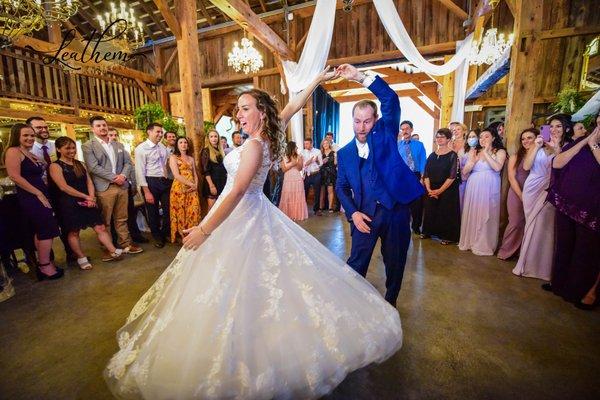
104, 64, 402, 400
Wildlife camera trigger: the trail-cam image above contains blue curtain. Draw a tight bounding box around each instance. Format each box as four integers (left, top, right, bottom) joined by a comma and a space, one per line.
312, 86, 340, 146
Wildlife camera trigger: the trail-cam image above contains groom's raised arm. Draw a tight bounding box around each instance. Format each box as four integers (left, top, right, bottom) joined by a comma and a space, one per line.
367, 76, 400, 137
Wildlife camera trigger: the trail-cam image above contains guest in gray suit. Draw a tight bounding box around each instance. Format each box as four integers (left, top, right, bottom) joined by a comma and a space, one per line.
82, 116, 143, 255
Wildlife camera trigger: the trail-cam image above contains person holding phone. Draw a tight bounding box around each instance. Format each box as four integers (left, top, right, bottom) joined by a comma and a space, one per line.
513, 114, 572, 281
49, 137, 124, 270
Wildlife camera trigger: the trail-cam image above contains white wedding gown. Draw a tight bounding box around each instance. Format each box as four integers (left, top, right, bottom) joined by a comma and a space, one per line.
104, 138, 402, 400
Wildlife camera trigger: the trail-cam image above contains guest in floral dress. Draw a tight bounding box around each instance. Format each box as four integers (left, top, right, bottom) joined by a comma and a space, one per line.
169, 137, 200, 243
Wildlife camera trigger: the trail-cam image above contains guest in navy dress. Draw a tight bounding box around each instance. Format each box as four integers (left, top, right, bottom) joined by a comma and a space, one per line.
3, 123, 63, 280
49, 137, 124, 270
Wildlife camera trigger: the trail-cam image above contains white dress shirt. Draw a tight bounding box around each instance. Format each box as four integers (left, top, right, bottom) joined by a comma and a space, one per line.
31, 140, 56, 162
355, 139, 369, 159
135, 139, 169, 187
96, 137, 117, 174
301, 148, 323, 175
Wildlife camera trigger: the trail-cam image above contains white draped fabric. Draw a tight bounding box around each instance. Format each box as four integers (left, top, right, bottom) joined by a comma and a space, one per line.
572, 89, 600, 121
282, 0, 337, 144
281, 0, 473, 141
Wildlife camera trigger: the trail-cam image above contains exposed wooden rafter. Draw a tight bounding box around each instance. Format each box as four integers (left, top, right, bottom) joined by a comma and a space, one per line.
207, 0, 295, 61
138, 0, 167, 40
434, 0, 469, 20
153, 0, 183, 40
410, 96, 439, 119
198, 1, 215, 26
332, 89, 422, 103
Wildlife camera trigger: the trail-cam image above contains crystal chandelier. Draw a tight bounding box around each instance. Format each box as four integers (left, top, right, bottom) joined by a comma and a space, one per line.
36, 0, 79, 21
469, 28, 514, 66
96, 2, 144, 51
0, 0, 46, 48
227, 34, 264, 74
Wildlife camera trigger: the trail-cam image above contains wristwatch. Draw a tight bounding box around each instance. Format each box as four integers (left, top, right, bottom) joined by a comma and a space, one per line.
358, 71, 376, 87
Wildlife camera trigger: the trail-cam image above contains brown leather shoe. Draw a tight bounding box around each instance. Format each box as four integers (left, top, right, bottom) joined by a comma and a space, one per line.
124, 244, 144, 254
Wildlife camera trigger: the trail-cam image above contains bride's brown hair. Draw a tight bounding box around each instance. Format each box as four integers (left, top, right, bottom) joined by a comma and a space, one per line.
234, 89, 285, 162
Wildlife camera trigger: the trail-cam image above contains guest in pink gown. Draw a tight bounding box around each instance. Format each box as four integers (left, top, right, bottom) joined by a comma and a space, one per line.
497, 129, 536, 260
279, 141, 308, 221
513, 115, 571, 281
460, 129, 481, 212
459, 128, 507, 256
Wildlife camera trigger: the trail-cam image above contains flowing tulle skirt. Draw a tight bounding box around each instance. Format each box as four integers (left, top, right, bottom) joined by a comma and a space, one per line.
104, 190, 402, 400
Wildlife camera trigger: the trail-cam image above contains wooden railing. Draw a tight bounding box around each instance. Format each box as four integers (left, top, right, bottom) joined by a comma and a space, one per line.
0, 47, 156, 116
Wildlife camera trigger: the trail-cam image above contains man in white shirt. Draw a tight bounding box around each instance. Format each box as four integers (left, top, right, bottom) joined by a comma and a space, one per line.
27, 116, 55, 169
83, 116, 143, 255
301, 137, 323, 215
135, 123, 172, 248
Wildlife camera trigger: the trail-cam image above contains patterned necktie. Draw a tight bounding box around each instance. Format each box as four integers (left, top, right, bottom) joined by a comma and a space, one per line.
404, 141, 415, 172
41, 145, 51, 165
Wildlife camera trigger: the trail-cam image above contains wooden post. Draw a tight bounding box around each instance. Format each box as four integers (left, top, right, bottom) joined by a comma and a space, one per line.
61, 123, 77, 140
504, 0, 543, 155
440, 55, 455, 129
202, 89, 213, 122
154, 46, 170, 111
68, 74, 79, 117
174, 0, 205, 164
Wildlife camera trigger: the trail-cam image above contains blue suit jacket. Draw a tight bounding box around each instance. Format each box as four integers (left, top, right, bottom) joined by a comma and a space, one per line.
336, 76, 425, 221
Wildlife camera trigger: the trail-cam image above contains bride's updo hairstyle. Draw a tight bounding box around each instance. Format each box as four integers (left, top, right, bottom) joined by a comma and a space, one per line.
234, 89, 286, 162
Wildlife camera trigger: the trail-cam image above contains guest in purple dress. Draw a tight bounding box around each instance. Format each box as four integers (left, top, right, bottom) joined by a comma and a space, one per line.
459, 129, 481, 212
497, 129, 536, 260
544, 113, 600, 310
3, 123, 63, 280
513, 114, 572, 281
459, 128, 507, 255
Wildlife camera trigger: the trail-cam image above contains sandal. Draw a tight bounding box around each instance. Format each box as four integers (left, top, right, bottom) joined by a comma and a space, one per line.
440, 240, 454, 245
77, 257, 93, 270
36, 262, 64, 281
102, 249, 124, 262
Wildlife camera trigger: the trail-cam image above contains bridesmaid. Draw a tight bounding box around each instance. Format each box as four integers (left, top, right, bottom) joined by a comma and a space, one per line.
513, 114, 571, 281
3, 123, 63, 280
459, 127, 507, 256
497, 129, 536, 260
460, 128, 481, 212
201, 129, 227, 212
421, 128, 460, 244
279, 141, 308, 221
169, 137, 200, 243
451, 122, 468, 157
319, 138, 337, 213
544, 113, 599, 310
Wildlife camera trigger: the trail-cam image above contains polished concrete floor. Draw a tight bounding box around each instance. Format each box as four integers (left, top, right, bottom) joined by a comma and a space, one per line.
0, 214, 598, 400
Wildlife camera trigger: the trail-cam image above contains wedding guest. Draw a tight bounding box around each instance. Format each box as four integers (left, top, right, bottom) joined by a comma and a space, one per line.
421, 128, 460, 244
572, 122, 587, 139
411, 133, 420, 141
301, 137, 323, 215
397, 120, 427, 234
135, 122, 172, 248
451, 122, 468, 156
169, 137, 200, 243
512, 114, 571, 280
324, 132, 340, 152
107, 128, 148, 244
164, 131, 177, 155
460, 129, 481, 211
497, 129, 535, 260
489, 121, 506, 142
319, 139, 337, 213
221, 136, 232, 155
201, 129, 227, 212
279, 141, 308, 221
544, 113, 600, 310
4, 123, 63, 280
459, 127, 506, 255
231, 131, 242, 149
84, 116, 143, 254
49, 137, 123, 269
27, 115, 75, 261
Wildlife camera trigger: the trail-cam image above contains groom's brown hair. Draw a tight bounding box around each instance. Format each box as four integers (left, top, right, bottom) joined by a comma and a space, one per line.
352, 100, 378, 119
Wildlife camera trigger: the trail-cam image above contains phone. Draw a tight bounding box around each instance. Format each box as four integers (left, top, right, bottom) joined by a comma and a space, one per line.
540, 125, 551, 142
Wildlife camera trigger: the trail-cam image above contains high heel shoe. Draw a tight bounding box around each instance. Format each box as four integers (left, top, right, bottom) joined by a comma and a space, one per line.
574, 301, 597, 311
36, 263, 64, 281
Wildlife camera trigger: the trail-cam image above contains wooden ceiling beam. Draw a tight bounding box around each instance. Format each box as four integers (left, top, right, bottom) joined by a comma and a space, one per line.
0, 105, 133, 128
138, 0, 168, 39
153, 0, 183, 40
258, 0, 268, 13
504, 0, 516, 16
326, 41, 457, 66
540, 25, 600, 40
76, 1, 103, 33
410, 96, 438, 119
207, 0, 295, 61
332, 89, 423, 103
198, 1, 215, 26
321, 72, 430, 92
434, 0, 469, 20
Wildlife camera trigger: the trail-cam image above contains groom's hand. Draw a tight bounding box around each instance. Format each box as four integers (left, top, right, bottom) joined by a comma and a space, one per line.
351, 211, 372, 233
336, 64, 366, 83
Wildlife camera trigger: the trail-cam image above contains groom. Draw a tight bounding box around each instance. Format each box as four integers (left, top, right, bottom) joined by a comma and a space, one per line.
335, 64, 424, 307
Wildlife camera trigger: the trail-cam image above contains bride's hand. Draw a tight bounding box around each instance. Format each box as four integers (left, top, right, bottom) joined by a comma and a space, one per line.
182, 226, 208, 250
318, 65, 339, 83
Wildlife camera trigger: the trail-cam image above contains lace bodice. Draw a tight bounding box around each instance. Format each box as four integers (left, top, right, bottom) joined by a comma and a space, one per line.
223, 137, 272, 195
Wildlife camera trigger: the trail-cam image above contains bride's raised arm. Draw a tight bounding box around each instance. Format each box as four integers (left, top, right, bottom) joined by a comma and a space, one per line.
182, 139, 264, 250
279, 66, 339, 128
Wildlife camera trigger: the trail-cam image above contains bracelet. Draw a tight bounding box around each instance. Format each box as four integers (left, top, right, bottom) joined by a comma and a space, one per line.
199, 225, 211, 236
591, 143, 600, 151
